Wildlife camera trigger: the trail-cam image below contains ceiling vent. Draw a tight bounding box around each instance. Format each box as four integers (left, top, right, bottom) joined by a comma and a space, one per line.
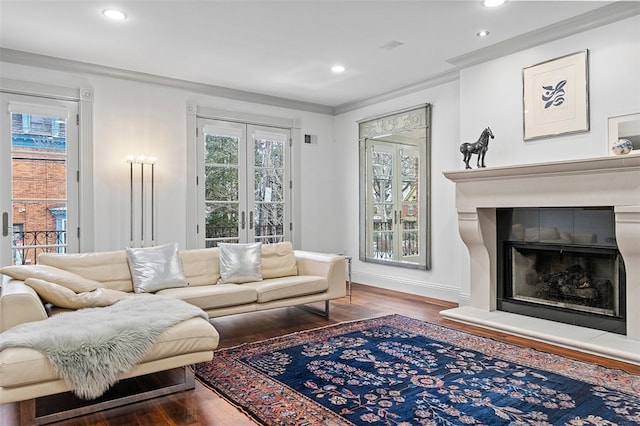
379, 40, 404, 51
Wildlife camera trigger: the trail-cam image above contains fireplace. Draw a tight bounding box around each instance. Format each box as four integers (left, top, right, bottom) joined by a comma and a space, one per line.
496, 207, 626, 335
442, 156, 640, 364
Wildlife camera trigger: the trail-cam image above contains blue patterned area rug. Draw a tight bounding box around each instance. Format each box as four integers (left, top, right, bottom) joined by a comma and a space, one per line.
195, 315, 640, 425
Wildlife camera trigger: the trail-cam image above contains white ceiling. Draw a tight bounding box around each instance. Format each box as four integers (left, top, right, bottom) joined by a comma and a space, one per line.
0, 1, 636, 112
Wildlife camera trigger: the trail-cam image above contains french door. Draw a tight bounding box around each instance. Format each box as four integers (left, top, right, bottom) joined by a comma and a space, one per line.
196, 118, 292, 247
366, 140, 420, 263
0, 92, 79, 265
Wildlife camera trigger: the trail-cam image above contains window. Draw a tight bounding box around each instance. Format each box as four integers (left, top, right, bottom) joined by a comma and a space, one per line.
191, 114, 293, 247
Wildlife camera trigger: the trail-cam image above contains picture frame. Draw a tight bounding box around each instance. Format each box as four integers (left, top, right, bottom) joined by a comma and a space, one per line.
608, 112, 640, 156
523, 50, 589, 141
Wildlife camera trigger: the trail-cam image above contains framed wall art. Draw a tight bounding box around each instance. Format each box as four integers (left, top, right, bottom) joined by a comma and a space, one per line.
523, 50, 589, 141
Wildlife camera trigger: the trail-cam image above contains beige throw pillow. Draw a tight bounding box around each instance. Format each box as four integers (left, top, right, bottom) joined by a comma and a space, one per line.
25, 278, 129, 309
218, 242, 262, 284
261, 241, 298, 279
179, 248, 221, 286
0, 264, 101, 293
39, 250, 133, 293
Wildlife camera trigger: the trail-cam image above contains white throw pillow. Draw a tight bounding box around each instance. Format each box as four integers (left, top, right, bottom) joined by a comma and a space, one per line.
126, 243, 188, 293
218, 242, 262, 284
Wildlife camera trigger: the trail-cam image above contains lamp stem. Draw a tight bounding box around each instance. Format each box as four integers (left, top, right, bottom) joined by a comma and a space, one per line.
140, 162, 144, 247
130, 162, 134, 247
151, 162, 155, 245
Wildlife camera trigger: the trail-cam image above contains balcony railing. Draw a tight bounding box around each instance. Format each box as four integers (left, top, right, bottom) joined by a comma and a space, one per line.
372, 220, 419, 260
204, 225, 284, 247
12, 230, 66, 265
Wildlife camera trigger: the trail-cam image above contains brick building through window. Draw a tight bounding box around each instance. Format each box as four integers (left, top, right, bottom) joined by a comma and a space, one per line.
11, 113, 67, 265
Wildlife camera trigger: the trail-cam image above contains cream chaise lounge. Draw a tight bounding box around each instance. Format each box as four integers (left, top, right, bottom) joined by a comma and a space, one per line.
0, 242, 346, 424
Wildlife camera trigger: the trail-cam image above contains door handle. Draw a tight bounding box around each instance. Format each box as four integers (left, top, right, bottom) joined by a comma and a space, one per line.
249, 211, 254, 230
2, 212, 8, 236
241, 211, 246, 230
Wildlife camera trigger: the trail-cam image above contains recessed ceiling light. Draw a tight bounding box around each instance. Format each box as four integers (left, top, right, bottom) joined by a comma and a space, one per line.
483, 0, 505, 7
331, 64, 346, 74
103, 9, 127, 21
477, 30, 490, 37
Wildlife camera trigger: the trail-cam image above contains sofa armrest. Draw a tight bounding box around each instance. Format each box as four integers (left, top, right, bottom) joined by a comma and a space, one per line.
294, 251, 346, 299
0, 277, 48, 332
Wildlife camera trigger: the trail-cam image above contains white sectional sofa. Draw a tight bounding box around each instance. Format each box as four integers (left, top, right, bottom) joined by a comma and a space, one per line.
0, 242, 346, 423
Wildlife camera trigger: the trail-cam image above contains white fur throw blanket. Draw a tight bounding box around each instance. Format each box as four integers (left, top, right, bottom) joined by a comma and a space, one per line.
0, 295, 208, 400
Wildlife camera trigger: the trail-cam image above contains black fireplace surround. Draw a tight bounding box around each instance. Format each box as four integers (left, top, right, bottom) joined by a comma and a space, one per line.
497, 207, 626, 335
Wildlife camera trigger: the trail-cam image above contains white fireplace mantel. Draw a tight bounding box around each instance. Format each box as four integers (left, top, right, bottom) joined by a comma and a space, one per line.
442, 155, 640, 365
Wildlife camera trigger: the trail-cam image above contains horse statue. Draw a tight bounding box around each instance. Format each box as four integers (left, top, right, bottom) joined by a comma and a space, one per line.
459, 127, 494, 169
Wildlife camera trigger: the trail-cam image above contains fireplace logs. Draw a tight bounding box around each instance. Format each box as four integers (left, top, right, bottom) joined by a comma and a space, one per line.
535, 264, 611, 306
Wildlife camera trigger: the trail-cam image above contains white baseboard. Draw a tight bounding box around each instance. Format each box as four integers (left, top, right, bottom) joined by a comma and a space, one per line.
457, 293, 471, 306
352, 271, 460, 303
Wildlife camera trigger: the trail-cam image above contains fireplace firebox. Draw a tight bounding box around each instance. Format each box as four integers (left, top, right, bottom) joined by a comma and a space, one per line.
497, 207, 626, 335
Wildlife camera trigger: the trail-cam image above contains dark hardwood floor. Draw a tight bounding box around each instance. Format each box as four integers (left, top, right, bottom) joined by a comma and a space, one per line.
2, 283, 639, 425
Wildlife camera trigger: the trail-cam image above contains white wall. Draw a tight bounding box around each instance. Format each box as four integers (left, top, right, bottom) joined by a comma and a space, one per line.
0, 63, 341, 254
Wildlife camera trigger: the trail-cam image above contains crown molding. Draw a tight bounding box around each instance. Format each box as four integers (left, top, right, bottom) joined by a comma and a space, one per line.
333, 69, 460, 116
447, 2, 640, 69
0, 48, 335, 115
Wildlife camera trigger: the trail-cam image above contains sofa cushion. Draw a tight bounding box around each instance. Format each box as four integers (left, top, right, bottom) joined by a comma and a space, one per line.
39, 251, 133, 292
0, 317, 218, 388
157, 284, 258, 310
218, 242, 262, 284
179, 248, 220, 286
261, 241, 298, 279
24, 278, 129, 309
126, 243, 188, 293
0, 264, 101, 293
243, 275, 328, 303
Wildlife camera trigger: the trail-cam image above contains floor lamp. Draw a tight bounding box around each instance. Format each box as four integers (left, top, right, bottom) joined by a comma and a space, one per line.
126, 155, 157, 247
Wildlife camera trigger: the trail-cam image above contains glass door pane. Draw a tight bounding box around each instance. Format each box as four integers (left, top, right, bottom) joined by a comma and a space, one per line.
251, 126, 290, 244
202, 122, 246, 247
400, 147, 419, 262
12, 113, 69, 264
1, 93, 78, 265
369, 144, 394, 260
